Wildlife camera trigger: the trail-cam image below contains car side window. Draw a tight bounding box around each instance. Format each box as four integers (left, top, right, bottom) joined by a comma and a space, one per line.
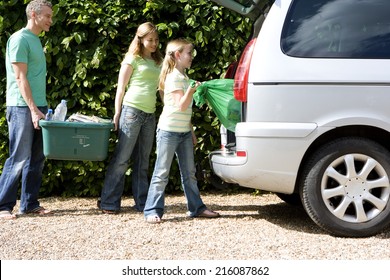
281, 0, 390, 58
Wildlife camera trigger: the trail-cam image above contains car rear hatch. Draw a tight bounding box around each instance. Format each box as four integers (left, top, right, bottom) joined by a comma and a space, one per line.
211, 0, 273, 150
211, 0, 271, 21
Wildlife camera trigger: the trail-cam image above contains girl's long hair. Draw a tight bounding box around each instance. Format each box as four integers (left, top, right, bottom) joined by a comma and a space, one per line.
126, 22, 163, 65
159, 38, 192, 91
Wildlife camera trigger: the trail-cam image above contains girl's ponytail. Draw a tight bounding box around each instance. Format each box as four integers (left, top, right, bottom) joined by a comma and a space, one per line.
159, 51, 176, 91
159, 38, 193, 91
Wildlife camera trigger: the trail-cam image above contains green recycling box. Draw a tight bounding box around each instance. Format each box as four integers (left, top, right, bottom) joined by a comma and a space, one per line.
39, 120, 113, 161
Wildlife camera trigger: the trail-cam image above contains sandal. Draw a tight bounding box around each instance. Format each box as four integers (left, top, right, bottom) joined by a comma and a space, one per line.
102, 209, 119, 214
145, 215, 161, 224
98, 199, 120, 214
0, 210, 17, 220
23, 206, 52, 215
196, 209, 220, 218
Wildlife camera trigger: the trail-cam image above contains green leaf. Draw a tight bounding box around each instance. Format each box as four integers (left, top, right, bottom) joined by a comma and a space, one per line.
74, 32, 82, 44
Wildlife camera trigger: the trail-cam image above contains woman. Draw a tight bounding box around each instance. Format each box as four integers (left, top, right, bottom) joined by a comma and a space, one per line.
99, 22, 163, 214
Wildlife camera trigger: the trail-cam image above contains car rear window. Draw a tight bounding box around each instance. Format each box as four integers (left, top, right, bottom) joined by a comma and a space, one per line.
281, 0, 390, 58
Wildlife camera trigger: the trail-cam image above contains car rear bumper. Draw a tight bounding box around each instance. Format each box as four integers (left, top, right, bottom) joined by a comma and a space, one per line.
210, 122, 319, 193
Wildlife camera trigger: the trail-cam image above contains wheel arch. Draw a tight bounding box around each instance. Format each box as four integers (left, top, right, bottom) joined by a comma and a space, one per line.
294, 125, 390, 194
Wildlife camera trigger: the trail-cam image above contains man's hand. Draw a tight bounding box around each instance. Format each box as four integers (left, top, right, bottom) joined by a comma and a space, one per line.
31, 108, 45, 129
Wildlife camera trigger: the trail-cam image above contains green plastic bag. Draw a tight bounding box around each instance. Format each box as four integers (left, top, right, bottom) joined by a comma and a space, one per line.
193, 79, 241, 132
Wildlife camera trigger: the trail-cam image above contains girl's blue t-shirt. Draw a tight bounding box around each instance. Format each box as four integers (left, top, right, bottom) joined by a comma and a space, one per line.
6, 28, 48, 106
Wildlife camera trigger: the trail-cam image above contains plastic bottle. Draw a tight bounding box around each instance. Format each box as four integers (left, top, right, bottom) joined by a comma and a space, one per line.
52, 100, 67, 121
45, 109, 53, 121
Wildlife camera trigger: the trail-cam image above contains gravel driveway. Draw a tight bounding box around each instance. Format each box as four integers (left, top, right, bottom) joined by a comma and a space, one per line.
1, 191, 390, 260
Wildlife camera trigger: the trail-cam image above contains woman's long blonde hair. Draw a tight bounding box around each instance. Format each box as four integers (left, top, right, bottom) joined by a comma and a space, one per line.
126, 22, 163, 64
159, 38, 193, 91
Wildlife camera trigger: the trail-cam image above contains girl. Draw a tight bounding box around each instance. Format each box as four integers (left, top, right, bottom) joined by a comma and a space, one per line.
99, 22, 163, 214
144, 38, 220, 223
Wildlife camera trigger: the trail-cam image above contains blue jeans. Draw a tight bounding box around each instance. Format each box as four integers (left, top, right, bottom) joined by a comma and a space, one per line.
0, 106, 47, 213
100, 105, 156, 211
144, 129, 206, 218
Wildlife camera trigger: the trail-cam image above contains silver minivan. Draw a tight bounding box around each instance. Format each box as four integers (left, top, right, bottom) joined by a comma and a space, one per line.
210, 0, 390, 237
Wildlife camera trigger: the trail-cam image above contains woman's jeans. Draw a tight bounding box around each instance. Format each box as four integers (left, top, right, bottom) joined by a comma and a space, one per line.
100, 105, 156, 211
0, 106, 47, 213
144, 129, 206, 218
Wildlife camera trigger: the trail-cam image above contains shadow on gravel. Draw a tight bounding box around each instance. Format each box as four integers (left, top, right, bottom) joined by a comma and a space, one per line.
256, 203, 325, 234
254, 203, 390, 238
32, 195, 390, 238
210, 201, 326, 235
152, 199, 326, 235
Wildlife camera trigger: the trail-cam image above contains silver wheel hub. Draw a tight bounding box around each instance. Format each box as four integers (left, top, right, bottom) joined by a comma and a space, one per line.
344, 177, 366, 199
322, 154, 390, 223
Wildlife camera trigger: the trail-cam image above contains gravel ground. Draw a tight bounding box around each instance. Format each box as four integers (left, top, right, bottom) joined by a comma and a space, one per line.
1, 191, 390, 260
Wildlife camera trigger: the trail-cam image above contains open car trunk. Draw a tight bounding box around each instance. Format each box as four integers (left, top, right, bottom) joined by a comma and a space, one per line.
211, 0, 273, 150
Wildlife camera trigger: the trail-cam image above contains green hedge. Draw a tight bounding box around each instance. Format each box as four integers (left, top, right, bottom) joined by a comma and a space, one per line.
0, 0, 251, 196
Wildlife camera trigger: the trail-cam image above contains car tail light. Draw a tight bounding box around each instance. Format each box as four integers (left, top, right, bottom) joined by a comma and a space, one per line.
234, 38, 257, 102
236, 150, 247, 157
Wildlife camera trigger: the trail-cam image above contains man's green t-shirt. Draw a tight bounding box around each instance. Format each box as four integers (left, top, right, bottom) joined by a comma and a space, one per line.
122, 55, 161, 113
6, 28, 48, 106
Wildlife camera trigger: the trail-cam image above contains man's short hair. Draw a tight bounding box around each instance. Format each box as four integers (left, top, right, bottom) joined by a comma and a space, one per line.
26, 0, 52, 20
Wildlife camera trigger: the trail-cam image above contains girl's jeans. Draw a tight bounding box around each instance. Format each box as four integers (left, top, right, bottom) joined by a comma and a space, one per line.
100, 105, 156, 211
0, 106, 47, 213
144, 129, 206, 218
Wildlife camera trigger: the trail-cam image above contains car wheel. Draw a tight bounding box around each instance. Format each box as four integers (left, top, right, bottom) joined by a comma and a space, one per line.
300, 137, 390, 237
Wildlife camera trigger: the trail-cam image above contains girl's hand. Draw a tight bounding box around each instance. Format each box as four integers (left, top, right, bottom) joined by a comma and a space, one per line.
113, 113, 121, 131
191, 129, 197, 145
189, 80, 201, 92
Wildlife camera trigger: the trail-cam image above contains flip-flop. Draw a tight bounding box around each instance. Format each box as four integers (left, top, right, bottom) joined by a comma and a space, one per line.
22, 206, 52, 215
0, 210, 17, 220
145, 215, 161, 224
196, 209, 220, 218
102, 209, 119, 214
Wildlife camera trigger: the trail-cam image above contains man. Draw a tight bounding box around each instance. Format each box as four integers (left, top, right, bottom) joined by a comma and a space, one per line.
0, 0, 53, 219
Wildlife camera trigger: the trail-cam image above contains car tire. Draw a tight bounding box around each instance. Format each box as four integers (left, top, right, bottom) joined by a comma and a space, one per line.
300, 137, 390, 237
